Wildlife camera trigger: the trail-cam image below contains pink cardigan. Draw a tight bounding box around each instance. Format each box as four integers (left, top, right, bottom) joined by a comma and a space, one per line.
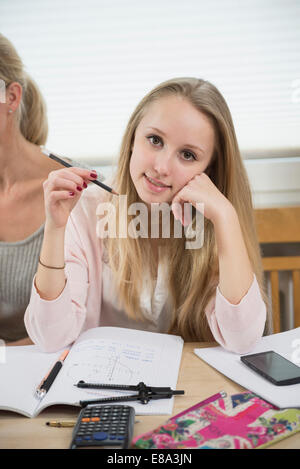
24, 187, 266, 353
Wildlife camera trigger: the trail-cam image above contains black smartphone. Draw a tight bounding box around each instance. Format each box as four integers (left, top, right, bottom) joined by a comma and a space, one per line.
240, 350, 300, 386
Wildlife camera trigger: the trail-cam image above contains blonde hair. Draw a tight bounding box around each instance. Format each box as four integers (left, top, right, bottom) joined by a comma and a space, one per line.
0, 34, 48, 145
101, 77, 268, 341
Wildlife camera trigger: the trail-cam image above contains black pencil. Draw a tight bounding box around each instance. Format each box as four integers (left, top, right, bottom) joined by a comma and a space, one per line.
41, 147, 119, 196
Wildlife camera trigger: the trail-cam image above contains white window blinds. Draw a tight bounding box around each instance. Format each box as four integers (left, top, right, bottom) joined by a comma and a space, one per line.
1, 0, 300, 163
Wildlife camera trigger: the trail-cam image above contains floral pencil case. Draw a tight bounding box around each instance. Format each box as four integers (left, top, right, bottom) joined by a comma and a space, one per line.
132, 390, 300, 449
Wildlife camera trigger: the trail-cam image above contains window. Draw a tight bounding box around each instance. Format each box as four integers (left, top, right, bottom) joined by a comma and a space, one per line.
1, 0, 300, 164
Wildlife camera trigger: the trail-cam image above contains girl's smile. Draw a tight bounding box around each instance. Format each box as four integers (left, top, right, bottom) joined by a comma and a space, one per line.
143, 173, 172, 192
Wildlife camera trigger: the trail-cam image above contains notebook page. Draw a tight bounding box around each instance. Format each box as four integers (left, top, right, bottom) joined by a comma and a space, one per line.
43, 327, 183, 415
194, 327, 300, 409
0, 345, 60, 417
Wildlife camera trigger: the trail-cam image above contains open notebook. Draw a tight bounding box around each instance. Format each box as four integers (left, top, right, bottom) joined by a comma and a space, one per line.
0, 327, 183, 418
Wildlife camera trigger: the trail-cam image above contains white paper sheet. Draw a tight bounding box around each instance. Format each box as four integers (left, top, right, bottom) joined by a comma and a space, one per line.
194, 328, 300, 409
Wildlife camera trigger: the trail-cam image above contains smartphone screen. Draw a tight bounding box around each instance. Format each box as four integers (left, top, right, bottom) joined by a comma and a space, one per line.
241, 350, 300, 386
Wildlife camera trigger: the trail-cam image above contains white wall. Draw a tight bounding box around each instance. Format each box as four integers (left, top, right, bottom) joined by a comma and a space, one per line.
245, 157, 300, 208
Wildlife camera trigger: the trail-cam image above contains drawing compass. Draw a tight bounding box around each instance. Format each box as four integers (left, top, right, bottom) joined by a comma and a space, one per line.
75, 381, 184, 407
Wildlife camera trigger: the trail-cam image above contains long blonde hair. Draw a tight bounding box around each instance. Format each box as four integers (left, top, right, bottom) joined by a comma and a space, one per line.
0, 34, 48, 145
101, 77, 267, 341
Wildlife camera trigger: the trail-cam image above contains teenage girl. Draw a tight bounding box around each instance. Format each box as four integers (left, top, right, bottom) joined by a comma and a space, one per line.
24, 77, 267, 353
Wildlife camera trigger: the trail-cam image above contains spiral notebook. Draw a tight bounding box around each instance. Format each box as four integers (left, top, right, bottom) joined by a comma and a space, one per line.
132, 391, 300, 449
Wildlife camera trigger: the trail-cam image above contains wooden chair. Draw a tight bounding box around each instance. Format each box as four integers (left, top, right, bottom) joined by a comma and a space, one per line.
254, 206, 300, 333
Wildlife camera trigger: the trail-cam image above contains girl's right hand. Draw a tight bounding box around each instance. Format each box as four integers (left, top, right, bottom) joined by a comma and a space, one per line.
43, 167, 98, 230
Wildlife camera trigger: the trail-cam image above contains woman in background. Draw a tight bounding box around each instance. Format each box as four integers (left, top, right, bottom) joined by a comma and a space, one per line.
0, 34, 60, 345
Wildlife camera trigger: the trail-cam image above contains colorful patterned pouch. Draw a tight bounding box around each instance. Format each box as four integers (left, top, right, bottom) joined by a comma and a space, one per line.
132, 391, 300, 449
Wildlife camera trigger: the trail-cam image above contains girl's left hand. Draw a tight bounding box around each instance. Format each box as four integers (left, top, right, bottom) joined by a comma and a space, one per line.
171, 173, 233, 226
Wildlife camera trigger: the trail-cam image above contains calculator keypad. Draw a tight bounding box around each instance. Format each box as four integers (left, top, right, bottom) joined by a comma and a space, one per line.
70, 405, 135, 449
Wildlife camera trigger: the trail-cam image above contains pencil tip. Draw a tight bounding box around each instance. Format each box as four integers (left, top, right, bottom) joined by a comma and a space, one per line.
111, 189, 119, 196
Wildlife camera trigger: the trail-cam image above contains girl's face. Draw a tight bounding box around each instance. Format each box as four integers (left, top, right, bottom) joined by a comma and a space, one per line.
129, 95, 215, 205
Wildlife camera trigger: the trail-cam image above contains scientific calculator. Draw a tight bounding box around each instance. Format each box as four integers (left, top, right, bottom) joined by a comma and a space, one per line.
70, 404, 135, 449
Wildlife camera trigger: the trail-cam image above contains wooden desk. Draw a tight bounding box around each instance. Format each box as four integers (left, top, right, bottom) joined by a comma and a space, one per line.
0, 342, 299, 449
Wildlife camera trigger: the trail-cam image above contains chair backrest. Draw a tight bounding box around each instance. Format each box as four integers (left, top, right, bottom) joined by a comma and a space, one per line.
254, 207, 300, 333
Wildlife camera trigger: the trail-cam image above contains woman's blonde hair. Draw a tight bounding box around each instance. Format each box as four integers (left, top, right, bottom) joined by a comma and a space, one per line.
101, 77, 268, 341
0, 33, 48, 145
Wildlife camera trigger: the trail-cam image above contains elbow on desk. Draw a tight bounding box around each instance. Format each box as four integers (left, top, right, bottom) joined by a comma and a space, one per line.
24, 312, 77, 353
217, 300, 267, 355
221, 323, 266, 355
27, 333, 75, 353
223, 338, 261, 355
25, 327, 73, 353
217, 311, 266, 355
